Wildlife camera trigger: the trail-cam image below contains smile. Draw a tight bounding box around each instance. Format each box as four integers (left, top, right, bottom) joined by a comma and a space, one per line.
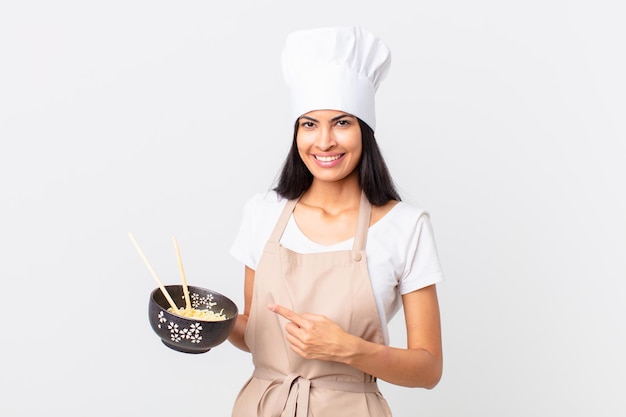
314, 154, 344, 162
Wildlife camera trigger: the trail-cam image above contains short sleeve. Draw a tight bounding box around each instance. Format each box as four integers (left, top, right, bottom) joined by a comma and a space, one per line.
398, 212, 445, 294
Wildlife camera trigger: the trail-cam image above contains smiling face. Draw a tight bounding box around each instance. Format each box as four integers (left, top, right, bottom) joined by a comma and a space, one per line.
296, 109, 363, 184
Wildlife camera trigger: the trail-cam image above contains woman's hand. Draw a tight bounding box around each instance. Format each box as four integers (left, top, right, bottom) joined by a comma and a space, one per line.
268, 304, 355, 363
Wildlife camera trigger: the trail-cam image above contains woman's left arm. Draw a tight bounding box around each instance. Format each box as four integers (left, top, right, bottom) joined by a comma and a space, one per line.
349, 284, 442, 388
268, 284, 443, 388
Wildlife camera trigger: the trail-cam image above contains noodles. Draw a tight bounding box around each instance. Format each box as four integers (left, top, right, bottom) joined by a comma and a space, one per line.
168, 306, 227, 321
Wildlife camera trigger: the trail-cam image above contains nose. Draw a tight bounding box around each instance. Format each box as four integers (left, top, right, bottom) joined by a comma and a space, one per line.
315, 125, 335, 151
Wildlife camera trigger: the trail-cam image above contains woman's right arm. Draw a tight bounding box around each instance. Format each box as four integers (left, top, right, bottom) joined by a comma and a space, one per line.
227, 266, 255, 352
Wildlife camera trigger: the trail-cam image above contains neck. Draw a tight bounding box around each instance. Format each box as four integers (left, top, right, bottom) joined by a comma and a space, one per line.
300, 177, 362, 213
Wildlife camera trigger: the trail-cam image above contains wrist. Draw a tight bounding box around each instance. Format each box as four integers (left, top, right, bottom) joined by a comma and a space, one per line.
341, 334, 380, 367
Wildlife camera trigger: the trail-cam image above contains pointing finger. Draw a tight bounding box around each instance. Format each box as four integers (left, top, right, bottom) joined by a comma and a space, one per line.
268, 304, 305, 326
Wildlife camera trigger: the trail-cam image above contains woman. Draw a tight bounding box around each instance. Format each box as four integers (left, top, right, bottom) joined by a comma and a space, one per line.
228, 26, 444, 417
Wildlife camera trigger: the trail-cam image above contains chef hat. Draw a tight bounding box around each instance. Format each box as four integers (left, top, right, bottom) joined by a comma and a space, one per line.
281, 26, 391, 132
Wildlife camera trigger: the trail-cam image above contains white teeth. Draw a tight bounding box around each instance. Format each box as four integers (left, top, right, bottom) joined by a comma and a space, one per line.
315, 154, 342, 162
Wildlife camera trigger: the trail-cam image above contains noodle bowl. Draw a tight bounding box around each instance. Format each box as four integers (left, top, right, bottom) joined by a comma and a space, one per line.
149, 284, 238, 354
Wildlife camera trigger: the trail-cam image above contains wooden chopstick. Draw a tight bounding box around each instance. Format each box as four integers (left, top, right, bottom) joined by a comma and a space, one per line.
172, 236, 191, 310
128, 232, 178, 311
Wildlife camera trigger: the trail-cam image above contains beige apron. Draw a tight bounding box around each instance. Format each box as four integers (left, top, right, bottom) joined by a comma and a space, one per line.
232, 192, 392, 417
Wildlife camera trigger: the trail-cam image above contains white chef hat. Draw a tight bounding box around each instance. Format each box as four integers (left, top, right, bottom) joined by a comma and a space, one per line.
281, 26, 391, 132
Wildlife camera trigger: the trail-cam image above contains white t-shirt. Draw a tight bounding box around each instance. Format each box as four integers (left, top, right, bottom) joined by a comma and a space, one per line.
229, 190, 445, 344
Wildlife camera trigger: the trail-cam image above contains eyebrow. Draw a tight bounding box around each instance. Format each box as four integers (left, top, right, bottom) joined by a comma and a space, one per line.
300, 113, 356, 123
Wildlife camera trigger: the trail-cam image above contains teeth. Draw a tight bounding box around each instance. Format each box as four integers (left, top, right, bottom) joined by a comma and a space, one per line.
315, 154, 342, 162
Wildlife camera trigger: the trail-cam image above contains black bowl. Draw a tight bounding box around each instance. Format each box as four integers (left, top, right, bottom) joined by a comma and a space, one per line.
148, 285, 238, 354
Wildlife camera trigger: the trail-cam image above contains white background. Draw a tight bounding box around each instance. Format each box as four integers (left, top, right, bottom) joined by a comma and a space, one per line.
1, 1, 624, 416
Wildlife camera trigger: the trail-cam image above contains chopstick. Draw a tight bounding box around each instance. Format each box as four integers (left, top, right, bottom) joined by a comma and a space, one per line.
128, 232, 179, 311
172, 236, 191, 310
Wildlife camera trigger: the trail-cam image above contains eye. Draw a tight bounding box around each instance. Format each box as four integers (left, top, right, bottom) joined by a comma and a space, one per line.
300, 120, 315, 129
336, 118, 351, 127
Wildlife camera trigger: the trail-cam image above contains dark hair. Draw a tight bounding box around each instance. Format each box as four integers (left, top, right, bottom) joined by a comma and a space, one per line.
273, 118, 401, 206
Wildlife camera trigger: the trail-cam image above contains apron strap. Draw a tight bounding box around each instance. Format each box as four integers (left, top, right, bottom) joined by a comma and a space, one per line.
268, 197, 300, 243
253, 368, 380, 417
352, 190, 371, 254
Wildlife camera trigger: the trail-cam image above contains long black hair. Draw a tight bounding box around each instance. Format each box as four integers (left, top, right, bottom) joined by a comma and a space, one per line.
273, 118, 401, 206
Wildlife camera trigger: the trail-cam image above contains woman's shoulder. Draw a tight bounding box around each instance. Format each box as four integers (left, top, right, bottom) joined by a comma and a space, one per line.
370, 198, 436, 242
231, 190, 288, 263
370, 199, 440, 262
244, 189, 288, 209
383, 199, 430, 224
240, 190, 288, 222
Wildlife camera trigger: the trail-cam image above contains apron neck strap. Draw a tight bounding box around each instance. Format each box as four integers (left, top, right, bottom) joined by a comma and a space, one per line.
268, 191, 372, 252
352, 190, 371, 252
268, 197, 300, 243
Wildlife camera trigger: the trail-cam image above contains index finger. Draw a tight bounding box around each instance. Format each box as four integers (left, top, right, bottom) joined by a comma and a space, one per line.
268, 304, 305, 326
